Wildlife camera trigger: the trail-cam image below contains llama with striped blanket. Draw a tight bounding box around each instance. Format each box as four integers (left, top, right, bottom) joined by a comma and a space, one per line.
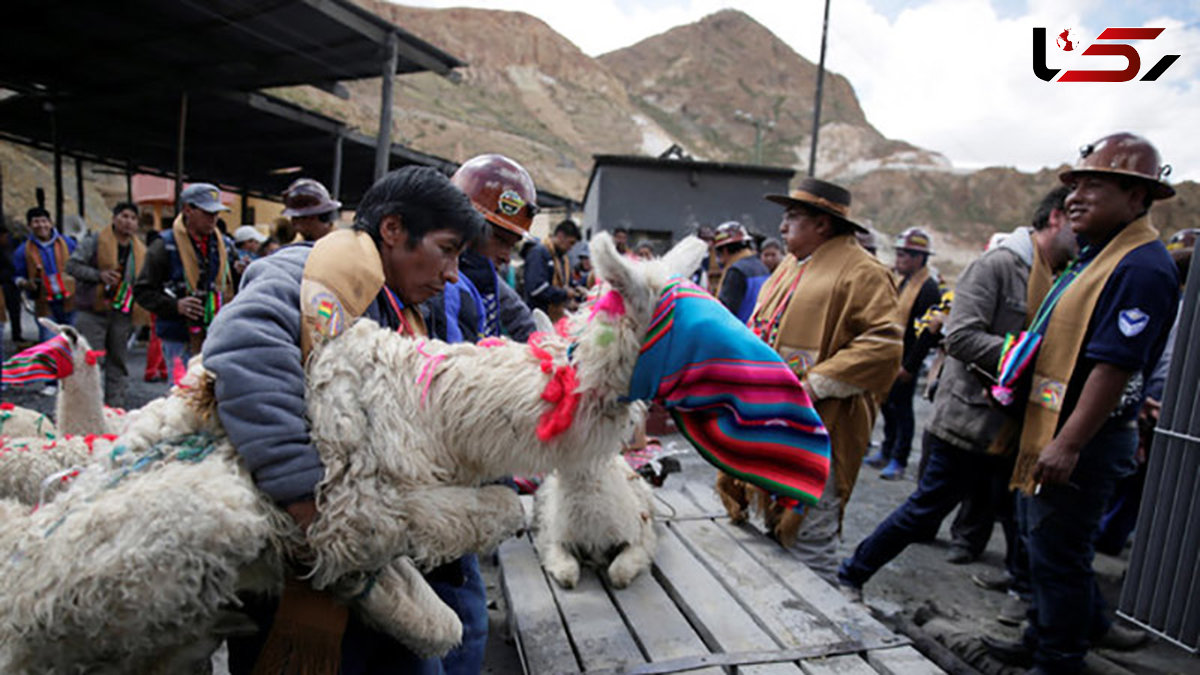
0, 233, 829, 670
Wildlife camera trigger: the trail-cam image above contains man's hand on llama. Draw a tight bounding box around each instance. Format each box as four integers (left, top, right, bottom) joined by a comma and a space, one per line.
286, 499, 318, 532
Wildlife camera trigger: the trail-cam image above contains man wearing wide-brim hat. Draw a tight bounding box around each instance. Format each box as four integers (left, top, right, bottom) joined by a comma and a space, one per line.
729, 177, 901, 583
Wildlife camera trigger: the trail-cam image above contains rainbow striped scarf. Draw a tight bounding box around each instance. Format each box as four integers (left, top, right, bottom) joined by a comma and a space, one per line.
628, 279, 831, 505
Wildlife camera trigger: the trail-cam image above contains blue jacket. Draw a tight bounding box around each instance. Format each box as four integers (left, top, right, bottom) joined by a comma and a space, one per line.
718, 253, 770, 324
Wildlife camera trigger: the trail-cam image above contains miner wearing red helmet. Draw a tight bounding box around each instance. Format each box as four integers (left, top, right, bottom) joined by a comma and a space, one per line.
864, 226, 942, 480
425, 154, 539, 344
282, 178, 341, 242
984, 133, 1179, 673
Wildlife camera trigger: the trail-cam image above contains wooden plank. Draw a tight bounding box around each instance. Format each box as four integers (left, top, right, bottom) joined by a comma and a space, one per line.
606, 527, 722, 675
652, 523, 802, 671
547, 567, 646, 671
671, 518, 844, 648
498, 535, 579, 675
653, 488, 708, 520
798, 654, 880, 675
716, 520, 906, 652
866, 646, 945, 675
679, 478, 729, 516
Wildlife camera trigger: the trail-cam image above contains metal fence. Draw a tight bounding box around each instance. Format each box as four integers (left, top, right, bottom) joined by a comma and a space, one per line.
1118, 249, 1199, 653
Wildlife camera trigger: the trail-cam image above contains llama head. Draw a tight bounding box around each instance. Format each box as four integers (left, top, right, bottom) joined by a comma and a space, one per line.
567, 233, 707, 402
36, 318, 102, 375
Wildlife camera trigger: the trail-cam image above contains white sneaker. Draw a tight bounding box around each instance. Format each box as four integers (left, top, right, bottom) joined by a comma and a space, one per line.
39, 384, 58, 397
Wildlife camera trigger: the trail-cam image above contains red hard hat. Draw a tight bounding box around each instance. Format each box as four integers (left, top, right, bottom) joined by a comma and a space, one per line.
1059, 132, 1174, 200
712, 221, 750, 249
451, 154, 538, 236
282, 178, 341, 218
894, 227, 933, 255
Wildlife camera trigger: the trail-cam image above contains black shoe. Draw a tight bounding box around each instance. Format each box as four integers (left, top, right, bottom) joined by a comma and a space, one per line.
997, 593, 1029, 627
981, 634, 1034, 668
1095, 623, 1148, 651
946, 547, 976, 565
972, 569, 1014, 592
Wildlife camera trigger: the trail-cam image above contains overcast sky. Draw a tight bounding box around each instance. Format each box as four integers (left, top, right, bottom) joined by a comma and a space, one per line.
395, 0, 1200, 182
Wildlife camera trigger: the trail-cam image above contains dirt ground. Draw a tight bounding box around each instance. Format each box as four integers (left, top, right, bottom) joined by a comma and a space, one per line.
3, 311, 1194, 674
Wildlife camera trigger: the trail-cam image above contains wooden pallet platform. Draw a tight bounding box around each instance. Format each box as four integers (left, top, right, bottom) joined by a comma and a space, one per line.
499, 481, 944, 674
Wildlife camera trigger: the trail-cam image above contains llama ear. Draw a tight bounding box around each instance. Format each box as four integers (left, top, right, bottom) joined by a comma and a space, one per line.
531, 309, 554, 334
589, 232, 638, 300
37, 317, 63, 336
661, 236, 709, 279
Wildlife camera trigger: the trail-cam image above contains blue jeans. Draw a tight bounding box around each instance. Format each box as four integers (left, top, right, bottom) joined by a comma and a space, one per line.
160, 339, 191, 384
839, 431, 994, 587
880, 377, 917, 466
36, 300, 75, 341
1019, 423, 1138, 674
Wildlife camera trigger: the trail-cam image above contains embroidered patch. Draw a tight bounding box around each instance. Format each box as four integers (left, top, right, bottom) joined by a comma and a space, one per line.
783, 349, 818, 376
1030, 377, 1065, 412
497, 189, 525, 216
1117, 308, 1149, 337
310, 291, 345, 338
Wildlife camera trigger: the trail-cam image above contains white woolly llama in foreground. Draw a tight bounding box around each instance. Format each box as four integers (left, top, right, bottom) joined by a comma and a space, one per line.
0, 232, 705, 671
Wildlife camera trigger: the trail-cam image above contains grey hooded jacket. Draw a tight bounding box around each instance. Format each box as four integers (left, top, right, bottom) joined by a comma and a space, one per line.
926, 227, 1035, 452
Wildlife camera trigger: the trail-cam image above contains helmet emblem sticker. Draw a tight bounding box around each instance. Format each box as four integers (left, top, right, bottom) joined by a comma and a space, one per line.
498, 190, 525, 216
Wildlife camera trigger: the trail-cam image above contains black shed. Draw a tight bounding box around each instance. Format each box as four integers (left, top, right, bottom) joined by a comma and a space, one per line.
581, 155, 794, 246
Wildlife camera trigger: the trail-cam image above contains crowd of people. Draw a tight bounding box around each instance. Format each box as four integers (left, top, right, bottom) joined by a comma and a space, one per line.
0, 130, 1191, 675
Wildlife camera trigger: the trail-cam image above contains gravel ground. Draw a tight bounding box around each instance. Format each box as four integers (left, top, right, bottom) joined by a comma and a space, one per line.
2, 310, 1192, 673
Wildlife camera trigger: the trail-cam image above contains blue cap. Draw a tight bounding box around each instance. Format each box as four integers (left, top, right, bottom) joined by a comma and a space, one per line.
180, 183, 230, 213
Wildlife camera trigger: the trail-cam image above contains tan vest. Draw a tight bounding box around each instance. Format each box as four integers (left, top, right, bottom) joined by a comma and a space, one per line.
299, 229, 426, 362
895, 266, 931, 327
1010, 216, 1159, 493
95, 225, 149, 326
24, 236, 76, 315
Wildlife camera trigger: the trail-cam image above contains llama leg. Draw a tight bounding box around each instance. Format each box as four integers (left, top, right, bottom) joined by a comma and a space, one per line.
532, 473, 581, 589
355, 556, 463, 658
715, 471, 750, 523
605, 470, 657, 589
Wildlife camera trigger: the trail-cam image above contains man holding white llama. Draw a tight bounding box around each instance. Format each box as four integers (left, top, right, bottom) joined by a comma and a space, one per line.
202, 167, 487, 674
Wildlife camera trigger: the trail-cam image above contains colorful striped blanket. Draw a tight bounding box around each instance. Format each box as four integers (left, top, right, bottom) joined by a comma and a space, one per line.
628, 279, 831, 505
3, 335, 74, 385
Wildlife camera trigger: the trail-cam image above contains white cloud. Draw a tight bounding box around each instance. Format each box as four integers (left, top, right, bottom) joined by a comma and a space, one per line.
393, 0, 1200, 181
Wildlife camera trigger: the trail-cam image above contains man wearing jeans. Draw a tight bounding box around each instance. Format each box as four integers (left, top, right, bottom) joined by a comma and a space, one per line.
985, 133, 1178, 674
838, 186, 1076, 597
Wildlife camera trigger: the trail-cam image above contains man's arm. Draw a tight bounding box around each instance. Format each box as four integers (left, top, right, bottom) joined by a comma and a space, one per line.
132, 239, 184, 319
66, 232, 102, 283
496, 279, 536, 342
944, 253, 1008, 373
806, 263, 903, 400
1034, 363, 1132, 485
524, 247, 569, 306
202, 250, 324, 507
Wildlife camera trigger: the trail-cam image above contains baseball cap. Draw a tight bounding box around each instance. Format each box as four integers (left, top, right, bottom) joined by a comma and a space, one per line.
180, 183, 230, 213
234, 225, 268, 245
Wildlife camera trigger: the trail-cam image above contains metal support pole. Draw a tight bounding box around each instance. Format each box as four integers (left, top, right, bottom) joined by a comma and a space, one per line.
50, 104, 64, 231
125, 162, 134, 203
808, 0, 832, 178
240, 189, 250, 225
331, 130, 344, 201
75, 156, 85, 218
175, 92, 189, 213
375, 33, 399, 181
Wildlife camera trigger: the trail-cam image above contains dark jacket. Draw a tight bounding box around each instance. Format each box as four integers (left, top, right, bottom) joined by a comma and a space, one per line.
718, 253, 770, 323
133, 229, 231, 342
900, 272, 943, 374
522, 242, 569, 312
927, 227, 1033, 452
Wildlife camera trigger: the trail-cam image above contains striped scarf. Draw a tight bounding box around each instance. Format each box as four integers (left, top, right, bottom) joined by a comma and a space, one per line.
991, 250, 1093, 405
628, 278, 831, 505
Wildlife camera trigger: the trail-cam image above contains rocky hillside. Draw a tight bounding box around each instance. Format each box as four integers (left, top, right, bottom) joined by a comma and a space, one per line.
598, 10, 947, 177
275, 4, 947, 199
